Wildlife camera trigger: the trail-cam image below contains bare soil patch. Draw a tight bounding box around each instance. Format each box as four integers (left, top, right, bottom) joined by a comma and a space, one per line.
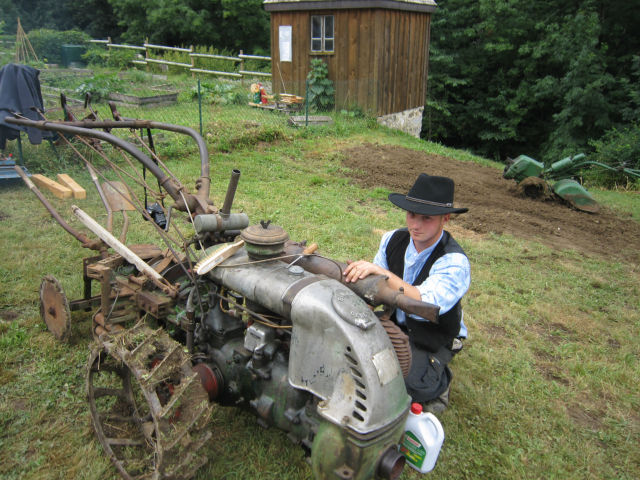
342, 143, 640, 261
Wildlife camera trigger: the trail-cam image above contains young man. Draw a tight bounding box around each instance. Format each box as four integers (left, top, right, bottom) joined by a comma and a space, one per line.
344, 174, 470, 413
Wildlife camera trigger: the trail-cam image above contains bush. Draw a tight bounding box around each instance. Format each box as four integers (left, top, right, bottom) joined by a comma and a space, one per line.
306, 58, 335, 112
27, 29, 89, 64
83, 46, 136, 69
192, 81, 245, 105
75, 73, 123, 101
28, 29, 89, 64
586, 124, 640, 188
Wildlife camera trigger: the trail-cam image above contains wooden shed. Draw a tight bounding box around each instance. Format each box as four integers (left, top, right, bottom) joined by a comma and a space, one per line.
264, 0, 437, 136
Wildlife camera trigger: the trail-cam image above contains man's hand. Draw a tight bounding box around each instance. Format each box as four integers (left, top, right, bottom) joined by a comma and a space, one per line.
343, 260, 423, 303
343, 260, 386, 283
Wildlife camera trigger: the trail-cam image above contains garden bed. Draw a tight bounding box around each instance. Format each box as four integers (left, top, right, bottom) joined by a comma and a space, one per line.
107, 90, 178, 107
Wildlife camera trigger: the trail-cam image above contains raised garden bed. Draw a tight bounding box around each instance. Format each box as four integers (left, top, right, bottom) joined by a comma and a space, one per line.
108, 90, 178, 107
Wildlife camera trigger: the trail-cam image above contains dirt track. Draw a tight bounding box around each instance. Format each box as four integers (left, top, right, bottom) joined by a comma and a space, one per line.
342, 143, 640, 262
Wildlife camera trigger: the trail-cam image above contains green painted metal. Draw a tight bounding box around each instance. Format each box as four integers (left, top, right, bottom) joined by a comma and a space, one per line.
311, 415, 408, 480
551, 178, 599, 213
503, 155, 544, 182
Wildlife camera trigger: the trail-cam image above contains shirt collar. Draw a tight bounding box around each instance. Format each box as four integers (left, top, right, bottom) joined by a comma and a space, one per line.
406, 230, 444, 262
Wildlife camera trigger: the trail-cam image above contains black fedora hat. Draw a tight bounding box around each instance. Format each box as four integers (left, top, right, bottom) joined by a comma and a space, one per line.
389, 174, 468, 215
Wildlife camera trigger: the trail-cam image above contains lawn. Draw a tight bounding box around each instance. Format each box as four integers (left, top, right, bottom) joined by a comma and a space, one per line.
0, 72, 638, 480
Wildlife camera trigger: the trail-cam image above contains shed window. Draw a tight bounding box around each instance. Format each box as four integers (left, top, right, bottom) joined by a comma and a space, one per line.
311, 15, 334, 53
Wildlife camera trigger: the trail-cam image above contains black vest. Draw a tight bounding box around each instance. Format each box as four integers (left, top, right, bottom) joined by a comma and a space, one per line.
386, 228, 466, 352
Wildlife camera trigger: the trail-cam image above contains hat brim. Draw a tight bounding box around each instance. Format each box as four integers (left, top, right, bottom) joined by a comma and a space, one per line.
389, 193, 468, 215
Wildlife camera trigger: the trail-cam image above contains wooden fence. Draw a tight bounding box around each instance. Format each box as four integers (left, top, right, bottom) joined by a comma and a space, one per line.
90, 38, 271, 80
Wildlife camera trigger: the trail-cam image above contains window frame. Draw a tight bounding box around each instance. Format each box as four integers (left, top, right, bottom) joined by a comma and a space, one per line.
310, 15, 334, 54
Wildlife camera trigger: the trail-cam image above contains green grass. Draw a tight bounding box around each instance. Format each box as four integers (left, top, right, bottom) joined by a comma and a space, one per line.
591, 187, 640, 222
1, 70, 639, 480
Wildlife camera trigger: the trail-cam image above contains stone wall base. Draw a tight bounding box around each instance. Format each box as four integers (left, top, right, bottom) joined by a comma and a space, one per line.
377, 106, 424, 138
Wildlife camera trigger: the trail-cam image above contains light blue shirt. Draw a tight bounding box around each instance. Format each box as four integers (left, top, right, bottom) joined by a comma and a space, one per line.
373, 229, 470, 338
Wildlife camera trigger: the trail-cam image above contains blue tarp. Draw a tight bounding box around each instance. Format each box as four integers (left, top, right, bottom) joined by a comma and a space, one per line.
0, 63, 53, 149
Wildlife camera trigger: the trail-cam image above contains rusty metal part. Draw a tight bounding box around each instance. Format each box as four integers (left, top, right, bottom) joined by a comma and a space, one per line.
193, 363, 224, 401
39, 275, 71, 342
220, 169, 241, 217
4, 117, 206, 214
102, 180, 136, 243
377, 445, 406, 480
379, 316, 412, 378
282, 242, 440, 323
87, 323, 214, 480
73, 205, 177, 296
13, 165, 103, 251
5, 116, 211, 208
241, 221, 289, 258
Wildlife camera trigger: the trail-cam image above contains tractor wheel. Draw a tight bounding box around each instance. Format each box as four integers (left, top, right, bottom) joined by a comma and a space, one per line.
39, 275, 71, 342
87, 323, 213, 480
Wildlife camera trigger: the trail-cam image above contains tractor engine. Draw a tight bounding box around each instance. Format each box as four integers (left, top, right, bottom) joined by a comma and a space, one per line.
182, 223, 410, 480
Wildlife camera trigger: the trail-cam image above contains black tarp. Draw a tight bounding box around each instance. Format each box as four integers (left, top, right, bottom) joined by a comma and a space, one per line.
0, 63, 53, 149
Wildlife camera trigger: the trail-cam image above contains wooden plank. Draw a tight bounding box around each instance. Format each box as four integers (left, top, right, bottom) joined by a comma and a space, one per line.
56, 174, 86, 199
407, 12, 416, 108
31, 174, 72, 199
336, 11, 348, 109
348, 10, 359, 110
295, 12, 307, 96
356, 10, 372, 112
389, 10, 399, 115
423, 14, 431, 105
372, 9, 383, 115
380, 9, 391, 116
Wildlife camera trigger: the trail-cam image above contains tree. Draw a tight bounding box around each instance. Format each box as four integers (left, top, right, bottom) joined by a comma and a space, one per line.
107, 0, 268, 52
424, 0, 640, 164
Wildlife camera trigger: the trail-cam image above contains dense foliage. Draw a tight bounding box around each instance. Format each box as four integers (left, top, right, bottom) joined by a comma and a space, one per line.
424, 0, 640, 172
2, 0, 269, 54
27, 29, 89, 64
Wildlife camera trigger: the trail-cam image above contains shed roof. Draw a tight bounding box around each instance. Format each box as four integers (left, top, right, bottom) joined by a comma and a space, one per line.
264, 0, 437, 13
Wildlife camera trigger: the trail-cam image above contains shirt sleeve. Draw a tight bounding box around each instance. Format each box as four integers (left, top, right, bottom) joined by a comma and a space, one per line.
415, 252, 470, 315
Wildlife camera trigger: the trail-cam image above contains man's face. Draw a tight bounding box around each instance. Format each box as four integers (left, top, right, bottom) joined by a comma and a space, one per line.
405, 211, 450, 250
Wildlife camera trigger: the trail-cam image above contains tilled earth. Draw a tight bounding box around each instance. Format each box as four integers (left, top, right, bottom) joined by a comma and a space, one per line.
342, 143, 640, 262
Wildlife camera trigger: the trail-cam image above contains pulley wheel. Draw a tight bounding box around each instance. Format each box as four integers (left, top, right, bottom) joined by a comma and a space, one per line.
39, 275, 71, 342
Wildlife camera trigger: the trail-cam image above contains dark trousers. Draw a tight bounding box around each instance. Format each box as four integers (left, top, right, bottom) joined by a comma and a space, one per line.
404, 342, 454, 403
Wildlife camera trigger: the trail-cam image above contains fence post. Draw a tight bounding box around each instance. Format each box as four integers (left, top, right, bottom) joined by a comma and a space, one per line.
145, 38, 150, 72
305, 79, 309, 127
198, 79, 203, 136
190, 45, 195, 78
239, 50, 244, 86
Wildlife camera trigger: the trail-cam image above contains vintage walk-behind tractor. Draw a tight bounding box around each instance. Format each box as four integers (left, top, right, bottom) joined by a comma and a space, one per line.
6, 100, 443, 479
503, 153, 640, 213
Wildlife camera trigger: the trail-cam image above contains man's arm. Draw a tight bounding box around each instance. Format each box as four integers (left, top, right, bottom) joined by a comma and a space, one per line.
343, 259, 423, 301
414, 253, 470, 315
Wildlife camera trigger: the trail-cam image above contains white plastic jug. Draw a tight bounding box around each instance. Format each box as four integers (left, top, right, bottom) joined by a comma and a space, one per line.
399, 403, 445, 473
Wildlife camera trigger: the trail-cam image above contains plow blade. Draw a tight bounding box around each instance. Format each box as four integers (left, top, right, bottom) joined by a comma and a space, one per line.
552, 179, 599, 213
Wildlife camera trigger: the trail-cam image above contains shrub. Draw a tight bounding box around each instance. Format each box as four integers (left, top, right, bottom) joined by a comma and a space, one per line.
82, 46, 136, 69
27, 29, 89, 64
193, 81, 245, 105
306, 58, 335, 112
585, 124, 640, 188
75, 73, 123, 101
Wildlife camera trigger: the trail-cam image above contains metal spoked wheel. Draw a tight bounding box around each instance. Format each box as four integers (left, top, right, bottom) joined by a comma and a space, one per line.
39, 275, 71, 342
87, 323, 213, 480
